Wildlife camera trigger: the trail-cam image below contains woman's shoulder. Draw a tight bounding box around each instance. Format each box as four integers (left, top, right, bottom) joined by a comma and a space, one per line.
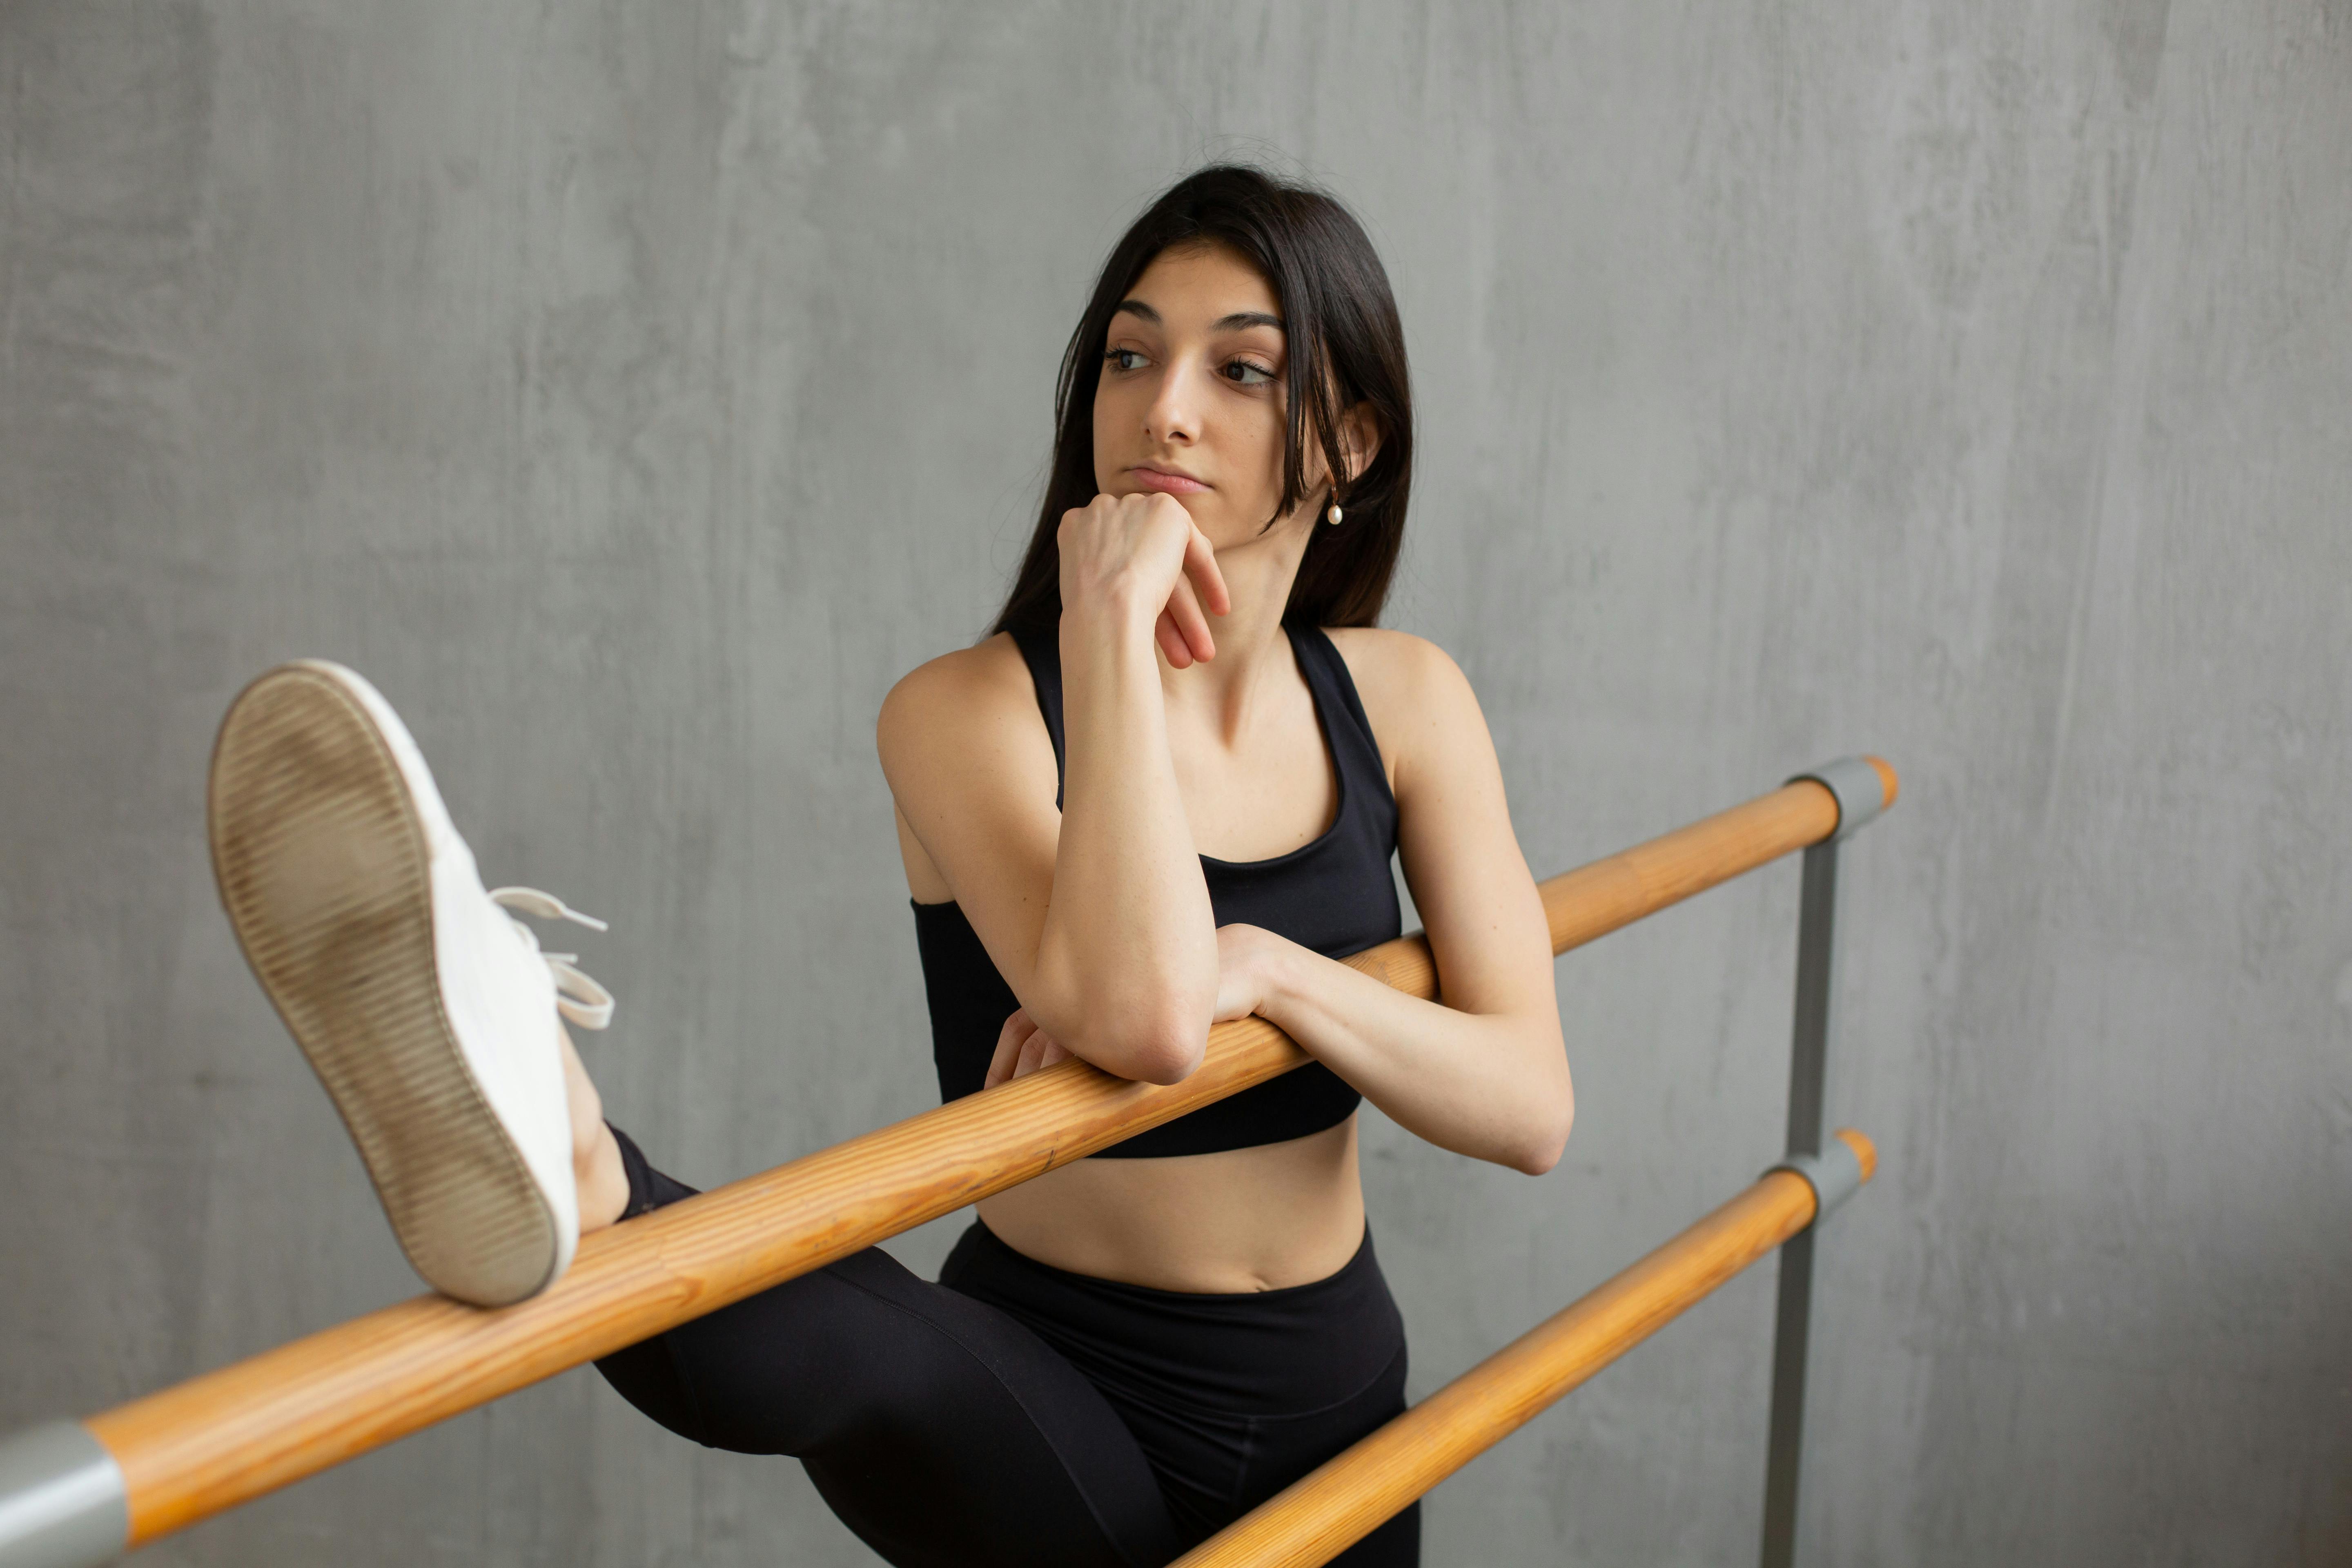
1320, 626, 1477, 722
882, 630, 1029, 709
1319, 627, 1489, 798
876, 632, 1054, 791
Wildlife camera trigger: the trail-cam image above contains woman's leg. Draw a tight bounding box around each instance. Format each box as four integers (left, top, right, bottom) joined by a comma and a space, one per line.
938, 1220, 1423, 1565
559, 1027, 630, 1235
584, 1121, 1181, 1568
207, 663, 1176, 1564
209, 661, 617, 1307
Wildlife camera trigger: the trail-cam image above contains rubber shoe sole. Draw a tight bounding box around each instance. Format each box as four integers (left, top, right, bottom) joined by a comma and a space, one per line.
209, 664, 560, 1307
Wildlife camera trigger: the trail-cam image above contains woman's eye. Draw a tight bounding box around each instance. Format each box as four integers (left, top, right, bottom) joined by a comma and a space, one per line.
1104, 348, 1148, 372
1223, 359, 1276, 387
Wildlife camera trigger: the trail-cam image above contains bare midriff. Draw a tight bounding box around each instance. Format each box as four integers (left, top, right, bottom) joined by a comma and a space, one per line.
976, 1116, 1366, 1293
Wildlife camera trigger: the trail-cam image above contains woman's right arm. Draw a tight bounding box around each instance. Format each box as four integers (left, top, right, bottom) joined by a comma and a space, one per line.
878, 493, 1227, 1084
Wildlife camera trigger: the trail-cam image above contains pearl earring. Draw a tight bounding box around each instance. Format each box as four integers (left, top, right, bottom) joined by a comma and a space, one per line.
1326, 502, 1344, 526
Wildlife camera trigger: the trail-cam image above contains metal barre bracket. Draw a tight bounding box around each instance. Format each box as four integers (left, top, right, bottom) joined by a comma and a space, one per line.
1786, 756, 1886, 843
0, 1423, 126, 1568
1765, 1138, 1865, 1226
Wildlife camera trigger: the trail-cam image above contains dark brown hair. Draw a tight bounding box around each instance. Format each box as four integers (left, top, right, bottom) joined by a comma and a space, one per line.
991, 165, 1414, 638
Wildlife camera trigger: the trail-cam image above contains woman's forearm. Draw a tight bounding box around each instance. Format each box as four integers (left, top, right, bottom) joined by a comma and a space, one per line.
1030, 595, 1218, 1081
1254, 936, 1572, 1174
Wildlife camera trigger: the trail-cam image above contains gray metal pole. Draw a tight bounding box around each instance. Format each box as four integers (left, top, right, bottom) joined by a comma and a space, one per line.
1760, 838, 1838, 1568
1760, 756, 1886, 1568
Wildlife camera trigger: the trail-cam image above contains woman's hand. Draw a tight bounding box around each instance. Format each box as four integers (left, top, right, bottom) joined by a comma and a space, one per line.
1213, 923, 1297, 1023
984, 1006, 1075, 1089
1056, 492, 1232, 668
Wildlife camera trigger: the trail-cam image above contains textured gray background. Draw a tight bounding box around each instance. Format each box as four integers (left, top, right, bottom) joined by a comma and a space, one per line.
3, 2, 2347, 1564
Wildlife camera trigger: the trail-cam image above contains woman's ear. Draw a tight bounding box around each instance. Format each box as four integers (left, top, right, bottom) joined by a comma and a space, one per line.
1336, 403, 1383, 488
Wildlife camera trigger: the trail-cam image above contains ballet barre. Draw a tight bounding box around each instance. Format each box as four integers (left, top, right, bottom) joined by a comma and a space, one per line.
0, 757, 1893, 1568
1174, 1130, 1877, 1566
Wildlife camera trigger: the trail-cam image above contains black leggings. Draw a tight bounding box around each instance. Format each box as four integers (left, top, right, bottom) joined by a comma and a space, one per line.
592, 1127, 1418, 1568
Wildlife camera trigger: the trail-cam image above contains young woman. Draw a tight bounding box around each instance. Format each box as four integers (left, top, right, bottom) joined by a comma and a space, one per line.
205, 166, 1571, 1568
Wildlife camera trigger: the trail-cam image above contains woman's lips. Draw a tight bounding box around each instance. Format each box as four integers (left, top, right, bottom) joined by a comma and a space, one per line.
1131, 466, 1209, 494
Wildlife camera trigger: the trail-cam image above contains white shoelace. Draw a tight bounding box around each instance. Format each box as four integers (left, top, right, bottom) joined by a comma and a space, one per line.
488, 886, 615, 1031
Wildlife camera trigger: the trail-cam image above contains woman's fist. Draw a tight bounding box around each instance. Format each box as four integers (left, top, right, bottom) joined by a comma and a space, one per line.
1056, 492, 1231, 667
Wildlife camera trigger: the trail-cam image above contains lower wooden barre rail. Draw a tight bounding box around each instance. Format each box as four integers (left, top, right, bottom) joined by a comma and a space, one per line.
1175, 1129, 1880, 1568
0, 762, 1892, 1563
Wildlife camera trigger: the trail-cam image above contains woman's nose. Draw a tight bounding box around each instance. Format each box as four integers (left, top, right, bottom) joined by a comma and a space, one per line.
1143, 363, 1204, 445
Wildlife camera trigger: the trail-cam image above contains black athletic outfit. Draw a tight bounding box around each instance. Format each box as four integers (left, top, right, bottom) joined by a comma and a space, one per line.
596, 621, 1416, 1567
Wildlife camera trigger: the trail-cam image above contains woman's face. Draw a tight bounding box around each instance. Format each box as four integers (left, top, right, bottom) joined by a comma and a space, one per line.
1091, 242, 1317, 553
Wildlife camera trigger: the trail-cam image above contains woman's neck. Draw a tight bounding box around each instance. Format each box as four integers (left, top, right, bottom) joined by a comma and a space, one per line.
1157, 522, 1313, 739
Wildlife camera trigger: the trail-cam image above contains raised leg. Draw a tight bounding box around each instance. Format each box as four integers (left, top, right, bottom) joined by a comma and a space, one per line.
589, 1130, 1181, 1568
556, 1026, 630, 1235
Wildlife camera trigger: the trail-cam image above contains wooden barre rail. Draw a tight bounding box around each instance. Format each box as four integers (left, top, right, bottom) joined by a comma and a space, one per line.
37, 760, 1890, 1554
1176, 1129, 1881, 1568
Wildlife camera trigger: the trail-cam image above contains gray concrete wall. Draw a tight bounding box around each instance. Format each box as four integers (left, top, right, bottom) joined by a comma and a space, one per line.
3, 2, 2346, 1563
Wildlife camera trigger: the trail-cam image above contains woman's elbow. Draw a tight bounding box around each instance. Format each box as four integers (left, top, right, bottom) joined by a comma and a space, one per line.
1097, 1022, 1205, 1085
1512, 1082, 1575, 1176
1078, 995, 1209, 1085
1127, 1033, 1206, 1085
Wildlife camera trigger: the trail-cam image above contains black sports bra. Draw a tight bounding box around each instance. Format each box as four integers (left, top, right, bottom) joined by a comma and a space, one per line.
911, 619, 1402, 1158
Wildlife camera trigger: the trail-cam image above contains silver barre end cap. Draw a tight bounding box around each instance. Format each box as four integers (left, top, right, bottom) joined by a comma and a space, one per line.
0, 1423, 127, 1568
1786, 756, 1887, 843
1766, 1138, 1866, 1225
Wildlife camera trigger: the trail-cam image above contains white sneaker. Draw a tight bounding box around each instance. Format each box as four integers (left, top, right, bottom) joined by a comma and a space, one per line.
207, 661, 614, 1307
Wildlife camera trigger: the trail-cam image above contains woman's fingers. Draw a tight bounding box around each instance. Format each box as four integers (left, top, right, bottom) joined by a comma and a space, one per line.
984, 1008, 1039, 1090
1156, 518, 1225, 666
1154, 608, 1195, 668
985, 1008, 1079, 1086
1162, 572, 1216, 666
1180, 518, 1232, 619
1013, 1027, 1072, 1080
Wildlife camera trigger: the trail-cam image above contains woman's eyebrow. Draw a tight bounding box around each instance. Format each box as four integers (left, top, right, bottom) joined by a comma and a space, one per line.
1109, 300, 1284, 334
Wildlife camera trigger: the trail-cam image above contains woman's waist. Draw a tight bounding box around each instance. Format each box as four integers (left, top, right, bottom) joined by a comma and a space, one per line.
973, 1120, 1365, 1293
943, 1183, 1403, 1417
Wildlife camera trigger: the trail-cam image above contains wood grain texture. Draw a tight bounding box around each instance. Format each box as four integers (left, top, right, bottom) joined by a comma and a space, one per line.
1538, 777, 1840, 952
1173, 1129, 1880, 1568
80, 773, 1885, 1546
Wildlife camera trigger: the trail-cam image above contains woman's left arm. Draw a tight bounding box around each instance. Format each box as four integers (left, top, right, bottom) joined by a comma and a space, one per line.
1220, 632, 1572, 1175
